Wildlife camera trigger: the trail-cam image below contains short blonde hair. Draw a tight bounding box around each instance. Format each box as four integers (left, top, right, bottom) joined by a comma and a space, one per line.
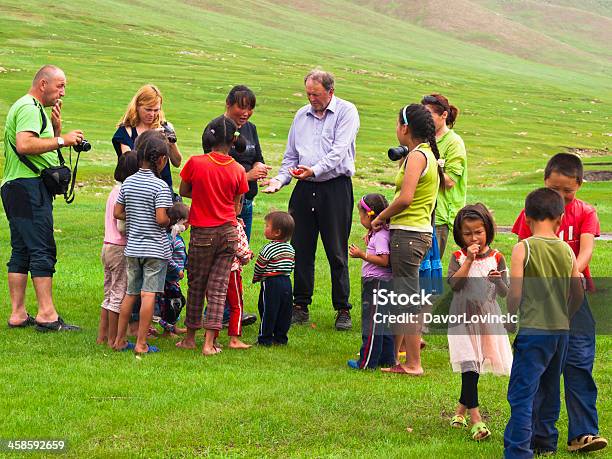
117, 84, 166, 128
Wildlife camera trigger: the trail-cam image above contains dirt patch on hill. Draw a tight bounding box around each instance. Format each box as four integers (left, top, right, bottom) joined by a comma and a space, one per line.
564, 147, 610, 157
584, 171, 612, 182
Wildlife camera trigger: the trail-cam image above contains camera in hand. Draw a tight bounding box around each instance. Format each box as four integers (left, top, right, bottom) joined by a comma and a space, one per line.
74, 139, 91, 153
161, 121, 177, 143
388, 145, 409, 161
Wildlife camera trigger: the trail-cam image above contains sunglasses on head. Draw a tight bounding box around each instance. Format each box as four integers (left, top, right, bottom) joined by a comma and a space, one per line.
422, 95, 448, 110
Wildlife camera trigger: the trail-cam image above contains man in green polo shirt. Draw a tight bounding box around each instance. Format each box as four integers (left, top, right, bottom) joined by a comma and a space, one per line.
2, 65, 84, 332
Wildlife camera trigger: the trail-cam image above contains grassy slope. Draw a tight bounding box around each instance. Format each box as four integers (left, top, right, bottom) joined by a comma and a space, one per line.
0, 1, 610, 457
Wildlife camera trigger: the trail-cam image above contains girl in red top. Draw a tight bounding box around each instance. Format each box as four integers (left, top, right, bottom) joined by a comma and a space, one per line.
177, 116, 249, 356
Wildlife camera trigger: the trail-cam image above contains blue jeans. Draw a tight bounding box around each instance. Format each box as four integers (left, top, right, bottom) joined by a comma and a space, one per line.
239, 198, 253, 242
531, 299, 599, 444
565, 299, 598, 442
504, 331, 569, 458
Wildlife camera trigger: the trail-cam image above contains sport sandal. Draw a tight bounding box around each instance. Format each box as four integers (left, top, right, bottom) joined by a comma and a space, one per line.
471, 422, 491, 441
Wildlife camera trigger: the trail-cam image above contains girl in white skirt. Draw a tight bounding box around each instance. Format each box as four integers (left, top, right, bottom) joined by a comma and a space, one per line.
447, 203, 513, 441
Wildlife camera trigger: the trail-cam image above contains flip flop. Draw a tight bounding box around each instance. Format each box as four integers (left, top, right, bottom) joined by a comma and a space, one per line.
135, 344, 159, 355
567, 434, 608, 453
118, 342, 136, 352
7, 314, 36, 328
381, 364, 423, 376
450, 414, 468, 428
471, 422, 491, 441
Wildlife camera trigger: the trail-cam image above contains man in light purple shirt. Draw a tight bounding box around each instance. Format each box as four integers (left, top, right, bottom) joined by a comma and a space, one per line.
263, 69, 359, 330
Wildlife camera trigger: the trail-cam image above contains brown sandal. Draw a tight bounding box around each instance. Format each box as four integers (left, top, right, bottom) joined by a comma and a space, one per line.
568, 434, 608, 453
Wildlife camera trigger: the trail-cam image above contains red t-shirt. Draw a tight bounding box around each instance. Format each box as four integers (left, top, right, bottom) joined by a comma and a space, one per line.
180, 152, 249, 227
511, 198, 600, 290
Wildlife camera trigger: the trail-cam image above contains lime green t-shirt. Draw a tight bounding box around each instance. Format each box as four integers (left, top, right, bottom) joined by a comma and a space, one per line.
390, 143, 440, 232
434, 129, 467, 229
2, 95, 59, 185
519, 236, 574, 331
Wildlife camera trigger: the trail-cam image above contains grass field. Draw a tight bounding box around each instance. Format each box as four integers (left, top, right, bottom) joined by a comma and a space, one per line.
0, 1, 610, 457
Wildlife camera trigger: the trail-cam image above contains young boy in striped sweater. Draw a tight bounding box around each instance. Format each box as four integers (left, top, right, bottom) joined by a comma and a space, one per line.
253, 211, 295, 346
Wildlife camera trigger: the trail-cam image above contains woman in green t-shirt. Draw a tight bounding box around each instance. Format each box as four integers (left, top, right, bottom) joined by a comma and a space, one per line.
371, 104, 442, 376
421, 94, 467, 258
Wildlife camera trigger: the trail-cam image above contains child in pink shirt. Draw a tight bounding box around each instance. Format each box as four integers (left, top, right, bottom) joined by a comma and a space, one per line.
98, 151, 139, 347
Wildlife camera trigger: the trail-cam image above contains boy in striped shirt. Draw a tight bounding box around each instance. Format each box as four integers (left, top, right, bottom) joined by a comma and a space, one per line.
253, 211, 295, 346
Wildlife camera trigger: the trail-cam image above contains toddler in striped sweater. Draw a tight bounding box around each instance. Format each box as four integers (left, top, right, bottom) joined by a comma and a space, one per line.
253, 211, 295, 346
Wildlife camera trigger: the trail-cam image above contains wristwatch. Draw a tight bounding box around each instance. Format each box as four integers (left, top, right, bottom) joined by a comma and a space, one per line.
57, 137, 65, 148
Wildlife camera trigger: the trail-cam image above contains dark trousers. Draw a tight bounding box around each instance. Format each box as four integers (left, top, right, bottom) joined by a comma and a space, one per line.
289, 176, 353, 311
357, 278, 395, 368
258, 275, 292, 345
504, 331, 569, 458
1, 178, 56, 277
532, 299, 598, 443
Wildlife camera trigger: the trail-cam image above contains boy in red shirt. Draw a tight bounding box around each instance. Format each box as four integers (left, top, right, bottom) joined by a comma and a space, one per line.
511, 153, 607, 453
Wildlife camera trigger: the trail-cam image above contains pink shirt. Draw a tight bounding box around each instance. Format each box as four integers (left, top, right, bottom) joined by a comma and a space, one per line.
104, 185, 127, 246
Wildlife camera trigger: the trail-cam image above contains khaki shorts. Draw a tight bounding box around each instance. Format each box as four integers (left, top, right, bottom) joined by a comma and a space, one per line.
126, 257, 167, 295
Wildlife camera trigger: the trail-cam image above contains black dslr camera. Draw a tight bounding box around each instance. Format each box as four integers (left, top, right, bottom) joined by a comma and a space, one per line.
161, 121, 177, 143
73, 139, 91, 153
388, 145, 409, 161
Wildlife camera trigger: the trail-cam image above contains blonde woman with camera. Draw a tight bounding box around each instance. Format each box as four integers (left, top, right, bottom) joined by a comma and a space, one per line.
112, 84, 182, 189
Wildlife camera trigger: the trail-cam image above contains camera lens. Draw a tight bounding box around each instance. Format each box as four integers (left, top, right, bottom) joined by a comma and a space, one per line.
388, 146, 408, 161
75, 140, 91, 152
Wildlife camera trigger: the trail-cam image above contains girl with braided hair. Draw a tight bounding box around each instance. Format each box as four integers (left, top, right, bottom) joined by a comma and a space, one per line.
177, 115, 249, 356
371, 104, 441, 375
112, 130, 173, 354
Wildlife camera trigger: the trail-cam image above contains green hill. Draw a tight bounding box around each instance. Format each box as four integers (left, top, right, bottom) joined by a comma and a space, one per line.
0, 2, 610, 457
0, 0, 611, 228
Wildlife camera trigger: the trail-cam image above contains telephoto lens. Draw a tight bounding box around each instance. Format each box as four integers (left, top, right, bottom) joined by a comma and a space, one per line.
74, 139, 91, 152
387, 145, 409, 161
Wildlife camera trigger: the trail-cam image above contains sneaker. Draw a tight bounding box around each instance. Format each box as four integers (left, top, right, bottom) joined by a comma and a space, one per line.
335, 309, 352, 330
291, 306, 309, 325
242, 313, 257, 327
35, 316, 81, 332
347, 359, 360, 369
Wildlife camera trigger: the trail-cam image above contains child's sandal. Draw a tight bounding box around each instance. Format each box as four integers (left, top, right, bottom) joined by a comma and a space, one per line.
450, 415, 468, 428
471, 422, 491, 441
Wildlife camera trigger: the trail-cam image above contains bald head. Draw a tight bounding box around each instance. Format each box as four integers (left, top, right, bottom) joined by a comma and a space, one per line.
30, 65, 66, 107
33, 65, 63, 86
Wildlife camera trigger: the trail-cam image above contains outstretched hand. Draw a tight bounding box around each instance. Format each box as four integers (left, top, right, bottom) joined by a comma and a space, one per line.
261, 178, 282, 194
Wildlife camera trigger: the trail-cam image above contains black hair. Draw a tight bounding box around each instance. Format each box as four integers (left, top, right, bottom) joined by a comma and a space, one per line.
359, 193, 389, 217
453, 203, 496, 248
525, 188, 565, 221
167, 202, 190, 227
421, 94, 459, 128
265, 211, 295, 241
399, 104, 444, 186
134, 130, 169, 178
114, 150, 139, 182
226, 85, 256, 110
544, 153, 583, 185
202, 115, 246, 154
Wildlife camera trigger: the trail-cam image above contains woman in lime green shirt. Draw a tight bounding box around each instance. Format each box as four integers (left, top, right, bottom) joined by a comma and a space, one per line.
422, 94, 467, 258
371, 104, 442, 376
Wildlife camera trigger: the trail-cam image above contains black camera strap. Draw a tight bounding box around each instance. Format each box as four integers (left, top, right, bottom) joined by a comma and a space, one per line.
8, 98, 80, 203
